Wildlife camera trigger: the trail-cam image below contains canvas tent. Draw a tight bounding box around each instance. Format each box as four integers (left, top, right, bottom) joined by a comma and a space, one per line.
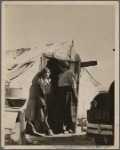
5, 40, 101, 118
78, 68, 101, 119
5, 47, 42, 101
43, 40, 79, 61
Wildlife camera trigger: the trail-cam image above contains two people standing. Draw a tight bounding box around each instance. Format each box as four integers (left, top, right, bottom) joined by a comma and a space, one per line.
25, 59, 78, 136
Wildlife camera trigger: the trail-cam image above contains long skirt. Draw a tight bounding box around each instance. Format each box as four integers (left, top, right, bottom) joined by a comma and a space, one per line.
54, 86, 76, 134
25, 84, 50, 134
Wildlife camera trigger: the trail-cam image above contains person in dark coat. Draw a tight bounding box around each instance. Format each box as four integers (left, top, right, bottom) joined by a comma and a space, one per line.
25, 68, 53, 136
54, 60, 78, 134
46, 58, 61, 131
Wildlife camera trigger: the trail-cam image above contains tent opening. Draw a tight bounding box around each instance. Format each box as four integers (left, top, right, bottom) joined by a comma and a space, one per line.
44, 58, 61, 130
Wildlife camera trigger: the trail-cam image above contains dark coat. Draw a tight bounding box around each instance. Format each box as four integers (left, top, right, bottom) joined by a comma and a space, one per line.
25, 73, 49, 133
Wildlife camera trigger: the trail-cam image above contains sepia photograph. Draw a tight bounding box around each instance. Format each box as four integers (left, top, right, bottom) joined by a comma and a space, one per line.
1, 1, 119, 149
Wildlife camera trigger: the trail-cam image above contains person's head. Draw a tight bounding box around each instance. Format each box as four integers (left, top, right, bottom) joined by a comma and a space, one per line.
38, 67, 51, 79
58, 60, 70, 72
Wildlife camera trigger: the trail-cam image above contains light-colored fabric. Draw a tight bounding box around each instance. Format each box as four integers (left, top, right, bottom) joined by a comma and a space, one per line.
8, 60, 36, 80
44, 41, 77, 61
38, 78, 51, 94
58, 69, 77, 89
5, 112, 18, 129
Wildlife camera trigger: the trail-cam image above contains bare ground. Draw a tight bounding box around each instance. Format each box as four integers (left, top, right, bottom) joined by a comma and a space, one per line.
5, 126, 95, 146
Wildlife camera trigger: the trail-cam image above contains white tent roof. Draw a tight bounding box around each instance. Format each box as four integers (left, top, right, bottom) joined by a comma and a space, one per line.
43, 40, 80, 61
6, 41, 81, 82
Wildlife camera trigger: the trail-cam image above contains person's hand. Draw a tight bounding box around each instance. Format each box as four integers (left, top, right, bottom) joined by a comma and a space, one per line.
74, 96, 78, 107
45, 115, 48, 120
72, 88, 78, 107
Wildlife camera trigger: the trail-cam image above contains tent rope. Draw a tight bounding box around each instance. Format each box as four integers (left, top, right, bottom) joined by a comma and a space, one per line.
84, 68, 101, 86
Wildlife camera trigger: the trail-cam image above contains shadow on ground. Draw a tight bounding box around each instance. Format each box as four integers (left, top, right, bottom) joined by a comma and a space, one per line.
5, 133, 95, 145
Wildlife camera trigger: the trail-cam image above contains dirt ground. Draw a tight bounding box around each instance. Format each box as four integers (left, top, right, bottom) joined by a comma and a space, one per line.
5, 126, 95, 146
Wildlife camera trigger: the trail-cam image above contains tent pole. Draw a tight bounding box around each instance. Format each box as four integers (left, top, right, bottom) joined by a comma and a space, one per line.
74, 61, 81, 133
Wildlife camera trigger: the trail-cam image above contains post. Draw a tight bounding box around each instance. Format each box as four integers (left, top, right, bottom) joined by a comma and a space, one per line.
74, 61, 81, 133
19, 110, 26, 145
81, 61, 97, 68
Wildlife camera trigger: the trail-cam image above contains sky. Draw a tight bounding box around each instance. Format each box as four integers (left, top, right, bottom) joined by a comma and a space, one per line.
3, 2, 116, 90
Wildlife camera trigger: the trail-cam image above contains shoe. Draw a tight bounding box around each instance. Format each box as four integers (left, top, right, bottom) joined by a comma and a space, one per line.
46, 129, 54, 136
68, 129, 74, 133
63, 130, 69, 134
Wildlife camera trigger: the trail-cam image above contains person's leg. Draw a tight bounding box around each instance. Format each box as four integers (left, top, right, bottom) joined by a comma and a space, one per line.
53, 107, 65, 134
65, 92, 76, 132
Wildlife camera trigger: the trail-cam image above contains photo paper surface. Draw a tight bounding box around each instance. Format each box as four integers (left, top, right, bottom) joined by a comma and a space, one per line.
1, 1, 119, 149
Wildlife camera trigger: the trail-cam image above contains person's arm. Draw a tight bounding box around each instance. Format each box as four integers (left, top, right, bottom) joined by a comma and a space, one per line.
32, 72, 39, 84
72, 87, 78, 107
40, 97, 48, 117
68, 71, 78, 107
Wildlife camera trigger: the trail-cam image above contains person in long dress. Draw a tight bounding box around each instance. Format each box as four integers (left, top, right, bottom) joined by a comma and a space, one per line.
25, 67, 53, 136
